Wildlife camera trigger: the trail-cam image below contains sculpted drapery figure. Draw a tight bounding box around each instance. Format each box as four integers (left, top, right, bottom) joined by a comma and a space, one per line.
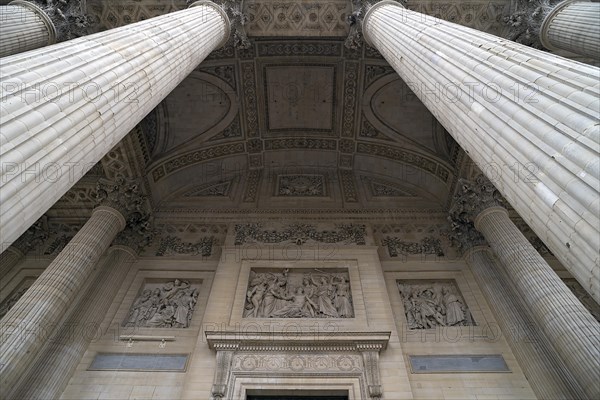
244, 268, 354, 318
398, 281, 473, 329
125, 279, 198, 328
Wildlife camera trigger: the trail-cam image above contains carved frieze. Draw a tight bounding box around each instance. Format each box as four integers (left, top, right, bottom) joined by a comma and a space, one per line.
244, 268, 354, 318
124, 279, 199, 328
382, 236, 445, 257
234, 223, 367, 245
276, 174, 325, 197
397, 280, 475, 329
263, 138, 337, 151
232, 353, 362, 372
156, 236, 214, 257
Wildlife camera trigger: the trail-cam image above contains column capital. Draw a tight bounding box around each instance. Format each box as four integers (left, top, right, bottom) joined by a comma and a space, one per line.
112, 213, 155, 254
504, 0, 591, 49
450, 174, 506, 222
9, 1, 57, 44
11, 0, 90, 42
95, 176, 148, 220
447, 216, 487, 254
188, 0, 243, 49
346, 0, 404, 49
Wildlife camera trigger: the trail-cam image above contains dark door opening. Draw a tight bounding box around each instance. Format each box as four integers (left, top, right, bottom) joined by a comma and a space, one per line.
247, 397, 348, 400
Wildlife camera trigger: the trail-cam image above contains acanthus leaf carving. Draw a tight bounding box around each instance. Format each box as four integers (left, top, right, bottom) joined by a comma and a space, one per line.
29, 0, 91, 41
113, 213, 155, 253
95, 175, 148, 218
449, 174, 505, 221
504, 0, 560, 49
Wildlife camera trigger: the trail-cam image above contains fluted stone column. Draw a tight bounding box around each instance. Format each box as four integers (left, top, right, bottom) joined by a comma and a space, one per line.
0, 1, 230, 249
450, 222, 586, 399
540, 0, 600, 59
0, 1, 56, 57
359, 1, 600, 303
451, 176, 600, 399
0, 177, 145, 390
11, 244, 139, 400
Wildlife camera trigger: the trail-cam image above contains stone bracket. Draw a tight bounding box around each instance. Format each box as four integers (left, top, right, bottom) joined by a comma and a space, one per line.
211, 343, 240, 399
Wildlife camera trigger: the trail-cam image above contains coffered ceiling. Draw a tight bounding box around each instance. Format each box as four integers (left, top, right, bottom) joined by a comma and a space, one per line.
49, 0, 521, 218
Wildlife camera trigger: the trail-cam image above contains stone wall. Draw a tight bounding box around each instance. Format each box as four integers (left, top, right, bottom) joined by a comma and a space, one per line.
4, 219, 583, 399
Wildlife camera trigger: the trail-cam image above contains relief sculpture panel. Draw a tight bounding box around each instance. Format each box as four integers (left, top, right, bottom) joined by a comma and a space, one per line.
124, 279, 199, 328
397, 280, 474, 329
244, 268, 353, 318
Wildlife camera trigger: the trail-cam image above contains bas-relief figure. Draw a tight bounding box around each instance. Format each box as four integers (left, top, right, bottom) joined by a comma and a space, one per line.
244, 268, 354, 318
125, 279, 198, 328
397, 280, 474, 329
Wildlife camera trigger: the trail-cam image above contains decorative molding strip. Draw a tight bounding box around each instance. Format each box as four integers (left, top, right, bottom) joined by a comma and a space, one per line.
257, 42, 343, 57
382, 236, 445, 257
356, 142, 451, 182
243, 170, 262, 202
342, 61, 360, 137
151, 143, 246, 182
264, 138, 337, 151
241, 62, 259, 138
156, 236, 214, 257
234, 223, 367, 245
340, 170, 359, 202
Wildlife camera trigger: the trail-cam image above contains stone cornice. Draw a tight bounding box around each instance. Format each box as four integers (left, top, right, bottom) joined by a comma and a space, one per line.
206, 330, 391, 351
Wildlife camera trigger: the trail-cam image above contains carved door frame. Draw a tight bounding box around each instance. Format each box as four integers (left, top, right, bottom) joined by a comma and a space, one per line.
206, 331, 390, 400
